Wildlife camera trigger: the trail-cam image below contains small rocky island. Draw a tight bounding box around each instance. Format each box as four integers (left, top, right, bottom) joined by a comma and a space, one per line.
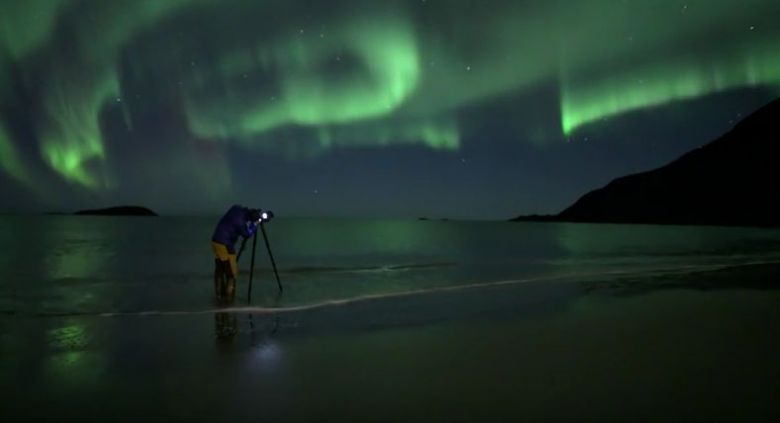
74, 206, 158, 216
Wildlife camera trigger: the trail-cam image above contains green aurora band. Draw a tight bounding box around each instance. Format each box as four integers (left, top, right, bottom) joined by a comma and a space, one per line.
37, 0, 208, 189
0, 0, 778, 195
561, 41, 780, 135
182, 13, 455, 151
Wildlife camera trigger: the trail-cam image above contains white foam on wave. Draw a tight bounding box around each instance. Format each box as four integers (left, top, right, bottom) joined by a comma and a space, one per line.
98, 259, 780, 317
5, 259, 779, 318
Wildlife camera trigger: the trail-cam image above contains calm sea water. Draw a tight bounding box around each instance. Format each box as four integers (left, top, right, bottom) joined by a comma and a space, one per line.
1, 216, 779, 315
2, 216, 780, 421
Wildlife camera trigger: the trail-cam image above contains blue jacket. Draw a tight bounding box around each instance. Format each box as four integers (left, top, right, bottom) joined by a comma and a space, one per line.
212, 205, 256, 252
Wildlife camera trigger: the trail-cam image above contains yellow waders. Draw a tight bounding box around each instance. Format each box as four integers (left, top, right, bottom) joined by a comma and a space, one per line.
211, 242, 237, 303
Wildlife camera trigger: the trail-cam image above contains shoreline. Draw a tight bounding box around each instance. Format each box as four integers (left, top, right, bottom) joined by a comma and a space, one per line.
2, 268, 780, 421
3, 260, 779, 321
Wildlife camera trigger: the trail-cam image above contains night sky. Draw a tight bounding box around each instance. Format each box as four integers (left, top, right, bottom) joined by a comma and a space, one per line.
0, 0, 778, 219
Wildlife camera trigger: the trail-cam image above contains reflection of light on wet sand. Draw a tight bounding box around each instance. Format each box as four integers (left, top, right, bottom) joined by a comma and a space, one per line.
48, 323, 89, 349
44, 320, 106, 388
243, 339, 286, 377
48, 350, 86, 367
254, 341, 282, 362
44, 351, 106, 388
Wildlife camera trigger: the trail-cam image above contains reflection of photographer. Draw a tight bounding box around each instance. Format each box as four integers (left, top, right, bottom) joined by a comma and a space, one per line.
210, 205, 274, 304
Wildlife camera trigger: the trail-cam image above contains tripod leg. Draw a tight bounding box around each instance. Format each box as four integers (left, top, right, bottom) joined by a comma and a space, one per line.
260, 224, 283, 292
248, 232, 258, 303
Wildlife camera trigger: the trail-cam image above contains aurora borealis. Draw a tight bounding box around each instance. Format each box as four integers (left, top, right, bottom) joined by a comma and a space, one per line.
1, 0, 778, 218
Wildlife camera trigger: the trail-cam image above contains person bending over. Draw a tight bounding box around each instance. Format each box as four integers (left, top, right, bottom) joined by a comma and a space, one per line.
211, 205, 262, 303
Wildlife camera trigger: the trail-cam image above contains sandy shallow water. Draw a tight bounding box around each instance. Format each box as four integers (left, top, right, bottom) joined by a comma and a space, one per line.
2, 264, 780, 422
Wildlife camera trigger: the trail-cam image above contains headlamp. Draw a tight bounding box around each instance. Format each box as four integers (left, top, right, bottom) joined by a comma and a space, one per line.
256, 209, 274, 223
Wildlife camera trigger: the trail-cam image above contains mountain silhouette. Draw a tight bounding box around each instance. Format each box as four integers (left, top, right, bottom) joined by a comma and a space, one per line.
514, 98, 780, 227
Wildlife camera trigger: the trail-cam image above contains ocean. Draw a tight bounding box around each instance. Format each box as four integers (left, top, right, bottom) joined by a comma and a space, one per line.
1, 216, 779, 420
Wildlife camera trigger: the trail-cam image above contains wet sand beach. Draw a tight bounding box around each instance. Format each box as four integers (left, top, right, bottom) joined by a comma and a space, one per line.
2, 263, 780, 422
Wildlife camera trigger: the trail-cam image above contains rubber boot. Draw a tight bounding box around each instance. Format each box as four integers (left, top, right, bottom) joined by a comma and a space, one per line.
215, 259, 234, 304
214, 259, 225, 302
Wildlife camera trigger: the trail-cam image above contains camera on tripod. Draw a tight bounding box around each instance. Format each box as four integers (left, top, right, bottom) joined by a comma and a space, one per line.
250, 209, 274, 224
258, 209, 274, 223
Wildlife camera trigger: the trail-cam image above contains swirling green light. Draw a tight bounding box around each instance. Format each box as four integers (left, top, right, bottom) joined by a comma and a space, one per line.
40, 73, 118, 188
317, 118, 460, 150
185, 15, 427, 145
36, 0, 203, 189
3, 0, 780, 203
560, 42, 780, 136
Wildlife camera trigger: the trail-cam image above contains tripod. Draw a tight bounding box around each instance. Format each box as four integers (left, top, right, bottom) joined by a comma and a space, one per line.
237, 222, 283, 303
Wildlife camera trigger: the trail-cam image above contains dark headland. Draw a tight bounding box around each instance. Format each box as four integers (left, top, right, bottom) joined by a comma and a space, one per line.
513, 97, 780, 227
74, 205, 158, 216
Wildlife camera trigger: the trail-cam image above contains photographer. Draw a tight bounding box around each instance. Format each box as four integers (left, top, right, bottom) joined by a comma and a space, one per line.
210, 205, 271, 303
